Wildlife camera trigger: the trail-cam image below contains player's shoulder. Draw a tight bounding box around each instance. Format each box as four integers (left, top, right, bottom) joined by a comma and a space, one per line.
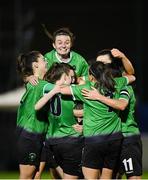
44, 49, 55, 58
114, 76, 128, 85
71, 50, 86, 60
26, 80, 48, 90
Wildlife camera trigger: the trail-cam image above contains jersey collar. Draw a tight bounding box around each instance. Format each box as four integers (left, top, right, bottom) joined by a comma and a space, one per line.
55, 51, 72, 63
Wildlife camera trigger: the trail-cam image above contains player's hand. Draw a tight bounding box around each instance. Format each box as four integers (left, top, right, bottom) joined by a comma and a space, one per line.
73, 124, 83, 133
81, 87, 100, 100
111, 48, 125, 59
28, 75, 39, 85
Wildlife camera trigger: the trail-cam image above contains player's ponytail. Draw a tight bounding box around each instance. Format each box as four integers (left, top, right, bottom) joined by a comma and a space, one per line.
89, 61, 115, 94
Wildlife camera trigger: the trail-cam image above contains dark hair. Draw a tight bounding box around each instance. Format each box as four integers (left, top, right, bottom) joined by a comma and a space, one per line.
97, 49, 123, 77
16, 51, 40, 79
74, 101, 83, 110
44, 62, 71, 83
89, 61, 115, 93
42, 25, 75, 45
53, 27, 75, 44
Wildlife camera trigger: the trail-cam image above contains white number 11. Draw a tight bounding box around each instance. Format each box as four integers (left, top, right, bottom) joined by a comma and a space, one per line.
123, 158, 133, 171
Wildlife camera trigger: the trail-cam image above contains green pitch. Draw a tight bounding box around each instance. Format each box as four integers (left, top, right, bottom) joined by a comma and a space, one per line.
0, 171, 52, 179
0, 171, 148, 179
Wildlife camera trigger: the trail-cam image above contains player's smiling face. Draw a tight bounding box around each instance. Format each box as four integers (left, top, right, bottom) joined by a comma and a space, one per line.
53, 35, 71, 57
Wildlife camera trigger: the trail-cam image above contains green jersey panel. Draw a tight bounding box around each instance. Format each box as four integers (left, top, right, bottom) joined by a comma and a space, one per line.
71, 82, 118, 137
43, 83, 81, 139
119, 85, 140, 137
71, 77, 129, 138
44, 49, 89, 77
114, 76, 129, 94
16, 80, 49, 134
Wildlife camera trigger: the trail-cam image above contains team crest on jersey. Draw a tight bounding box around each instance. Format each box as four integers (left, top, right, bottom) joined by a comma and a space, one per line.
28, 153, 37, 162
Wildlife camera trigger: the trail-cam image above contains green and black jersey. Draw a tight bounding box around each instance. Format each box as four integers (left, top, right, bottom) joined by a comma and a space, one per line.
119, 85, 140, 137
43, 83, 82, 144
70, 77, 129, 143
44, 49, 89, 77
16, 80, 49, 136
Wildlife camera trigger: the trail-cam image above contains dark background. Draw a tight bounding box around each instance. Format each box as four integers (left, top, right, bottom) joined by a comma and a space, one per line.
0, 0, 147, 171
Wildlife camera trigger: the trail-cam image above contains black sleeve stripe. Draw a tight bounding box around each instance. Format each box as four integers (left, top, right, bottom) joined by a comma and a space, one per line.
120, 90, 130, 98
120, 89, 128, 93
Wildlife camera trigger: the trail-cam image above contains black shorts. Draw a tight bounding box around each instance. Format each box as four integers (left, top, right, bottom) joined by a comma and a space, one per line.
119, 136, 143, 178
40, 142, 47, 162
51, 142, 83, 176
17, 135, 43, 168
43, 142, 59, 169
82, 139, 122, 170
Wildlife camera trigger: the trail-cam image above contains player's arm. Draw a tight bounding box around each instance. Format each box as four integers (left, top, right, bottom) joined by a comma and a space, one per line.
60, 85, 72, 95
81, 87, 129, 111
123, 74, 136, 84
111, 48, 135, 75
35, 85, 60, 110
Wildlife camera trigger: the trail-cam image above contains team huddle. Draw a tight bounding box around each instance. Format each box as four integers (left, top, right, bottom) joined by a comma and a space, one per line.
16, 27, 142, 179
